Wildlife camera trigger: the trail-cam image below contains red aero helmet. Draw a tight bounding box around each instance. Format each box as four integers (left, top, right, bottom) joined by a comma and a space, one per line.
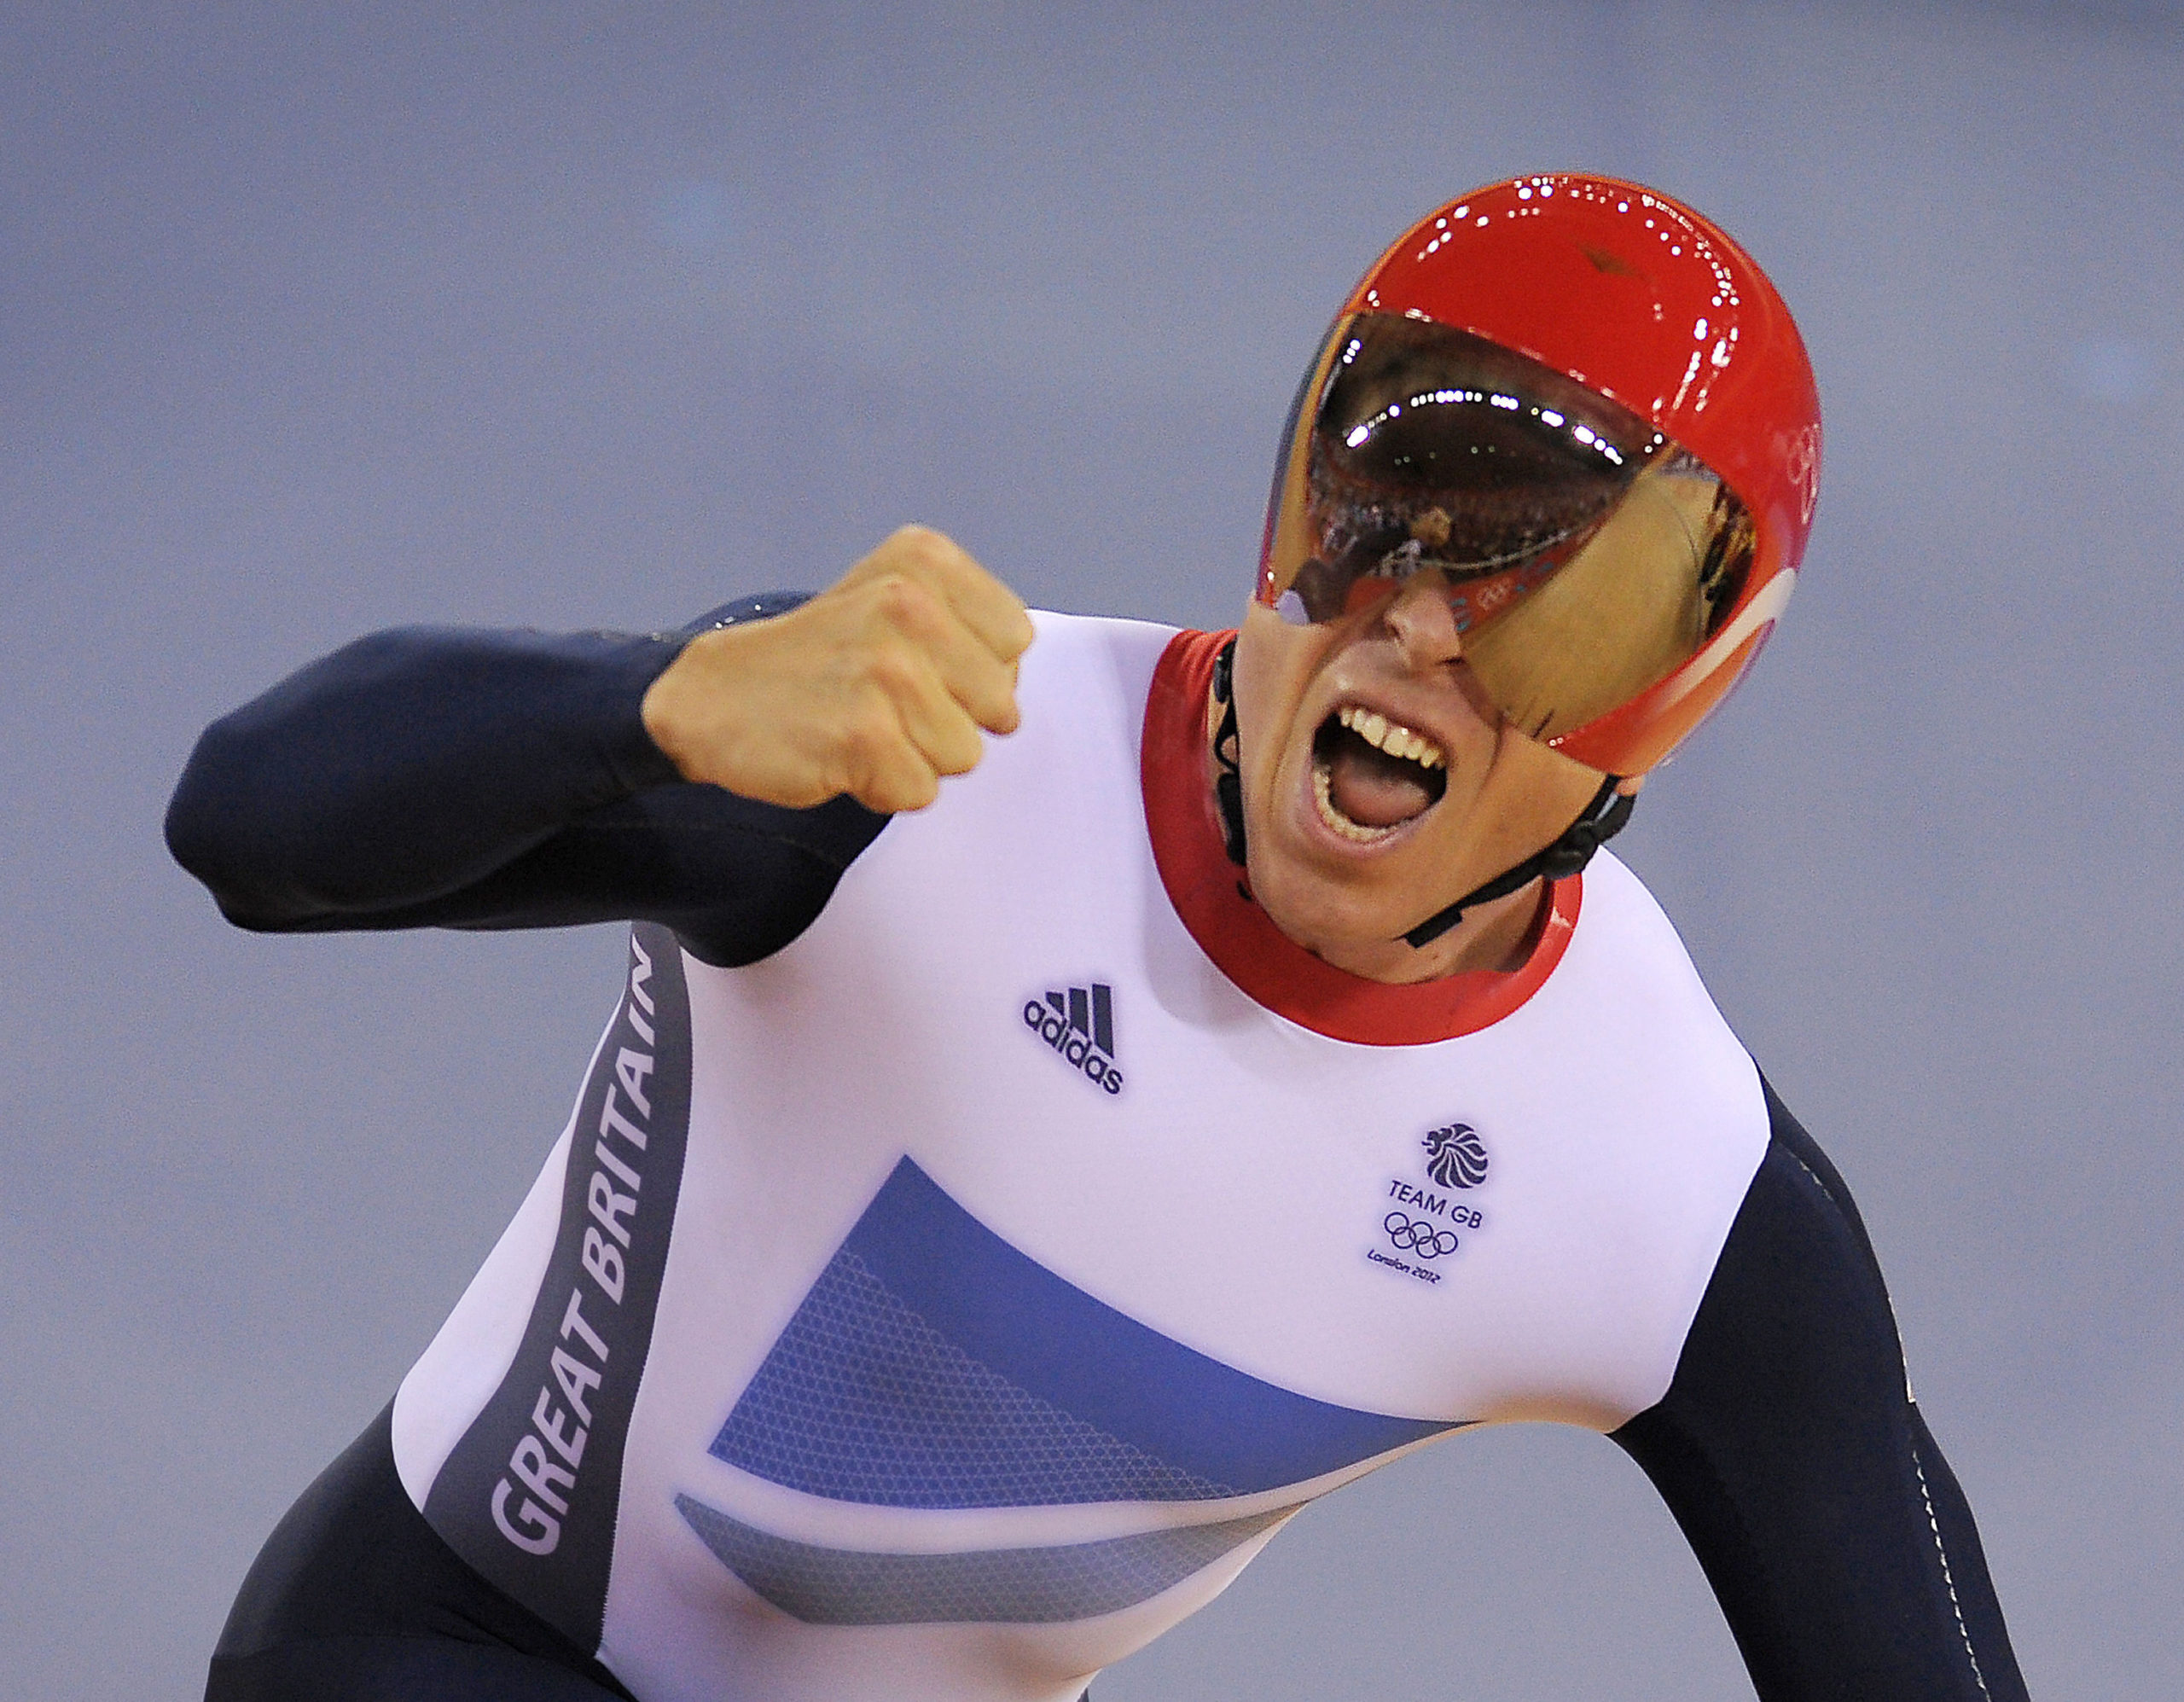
1257, 173, 1822, 775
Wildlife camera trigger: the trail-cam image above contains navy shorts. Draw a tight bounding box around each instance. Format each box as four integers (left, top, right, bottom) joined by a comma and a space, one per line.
206, 1405, 639, 1701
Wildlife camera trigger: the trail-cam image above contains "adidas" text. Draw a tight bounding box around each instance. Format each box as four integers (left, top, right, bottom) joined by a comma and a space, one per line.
1022, 983, 1124, 1095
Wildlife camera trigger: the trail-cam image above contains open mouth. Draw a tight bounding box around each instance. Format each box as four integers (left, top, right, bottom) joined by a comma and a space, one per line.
1310, 705, 1449, 843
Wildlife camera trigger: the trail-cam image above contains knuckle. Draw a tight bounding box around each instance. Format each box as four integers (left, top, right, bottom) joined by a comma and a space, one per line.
965, 662, 1019, 721
961, 685, 1007, 729
887, 526, 947, 571
996, 607, 1035, 658
869, 573, 936, 630
866, 646, 919, 696
875, 769, 938, 812
857, 700, 902, 748
930, 723, 980, 775
837, 706, 896, 766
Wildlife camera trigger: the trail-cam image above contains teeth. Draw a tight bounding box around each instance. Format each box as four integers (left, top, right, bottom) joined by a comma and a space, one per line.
1313, 759, 1397, 842
1337, 705, 1445, 770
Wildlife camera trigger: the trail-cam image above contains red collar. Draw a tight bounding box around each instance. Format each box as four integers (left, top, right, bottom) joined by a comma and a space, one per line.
1139, 628, 1579, 1046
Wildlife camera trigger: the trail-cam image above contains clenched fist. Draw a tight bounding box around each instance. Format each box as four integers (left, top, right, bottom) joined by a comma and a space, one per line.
640, 526, 1036, 814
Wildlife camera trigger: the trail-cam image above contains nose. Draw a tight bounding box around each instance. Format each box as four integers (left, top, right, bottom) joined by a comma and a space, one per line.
1380, 577, 1466, 671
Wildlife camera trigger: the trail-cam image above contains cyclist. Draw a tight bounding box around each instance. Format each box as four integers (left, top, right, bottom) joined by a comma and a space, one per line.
171, 173, 2027, 1702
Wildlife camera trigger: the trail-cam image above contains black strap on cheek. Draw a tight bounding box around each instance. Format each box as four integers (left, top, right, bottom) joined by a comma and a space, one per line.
1400, 775, 1634, 949
1211, 639, 1249, 868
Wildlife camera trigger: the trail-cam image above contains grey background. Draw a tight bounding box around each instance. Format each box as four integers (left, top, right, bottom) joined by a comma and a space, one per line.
4, 2, 2178, 1698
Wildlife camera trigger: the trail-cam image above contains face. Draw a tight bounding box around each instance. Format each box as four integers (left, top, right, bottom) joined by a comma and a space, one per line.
1228, 573, 1615, 980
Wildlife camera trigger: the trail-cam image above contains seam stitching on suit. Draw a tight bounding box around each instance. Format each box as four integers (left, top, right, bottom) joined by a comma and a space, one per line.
1912, 1444, 1993, 1700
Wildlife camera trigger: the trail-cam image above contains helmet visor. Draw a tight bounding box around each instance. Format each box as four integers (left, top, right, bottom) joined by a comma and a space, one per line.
1260, 313, 1757, 749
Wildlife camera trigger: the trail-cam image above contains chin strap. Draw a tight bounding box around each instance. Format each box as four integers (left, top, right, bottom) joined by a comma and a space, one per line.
1207, 638, 1635, 951
1210, 639, 1249, 866
1398, 774, 1633, 949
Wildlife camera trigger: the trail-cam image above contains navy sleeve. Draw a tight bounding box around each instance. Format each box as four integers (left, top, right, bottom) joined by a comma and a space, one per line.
165, 595, 890, 967
1611, 1079, 2029, 1701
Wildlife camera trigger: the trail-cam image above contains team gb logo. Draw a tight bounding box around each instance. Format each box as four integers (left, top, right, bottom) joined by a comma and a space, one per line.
1423, 1123, 1490, 1189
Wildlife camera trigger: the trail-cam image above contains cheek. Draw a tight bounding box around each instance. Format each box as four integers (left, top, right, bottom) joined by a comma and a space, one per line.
1229, 623, 1317, 790
1448, 724, 1509, 797
1468, 736, 1606, 851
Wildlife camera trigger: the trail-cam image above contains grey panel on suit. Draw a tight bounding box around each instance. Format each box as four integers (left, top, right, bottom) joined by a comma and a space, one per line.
674, 1495, 1292, 1624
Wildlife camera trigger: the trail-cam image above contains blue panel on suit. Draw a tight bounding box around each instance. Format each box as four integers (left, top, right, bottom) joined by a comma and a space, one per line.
710, 1159, 1459, 1507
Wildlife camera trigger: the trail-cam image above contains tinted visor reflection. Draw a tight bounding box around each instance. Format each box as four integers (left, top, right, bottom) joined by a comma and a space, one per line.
1265, 315, 1757, 744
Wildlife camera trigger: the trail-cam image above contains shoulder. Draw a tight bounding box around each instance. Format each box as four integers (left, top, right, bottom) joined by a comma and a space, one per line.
1549, 850, 1754, 1097
840, 613, 1177, 860
1735, 1081, 1895, 1310
1637, 1077, 1900, 1395
1566, 850, 1712, 992
990, 611, 1181, 766
1018, 611, 1179, 701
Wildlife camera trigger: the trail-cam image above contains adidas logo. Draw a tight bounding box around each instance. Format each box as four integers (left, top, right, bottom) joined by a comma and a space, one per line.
1021, 982, 1124, 1095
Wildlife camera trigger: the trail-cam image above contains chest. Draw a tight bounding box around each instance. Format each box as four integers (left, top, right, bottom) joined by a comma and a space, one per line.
669, 746, 1762, 1435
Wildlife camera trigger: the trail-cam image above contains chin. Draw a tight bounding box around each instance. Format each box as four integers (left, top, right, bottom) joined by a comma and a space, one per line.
1247, 830, 1436, 961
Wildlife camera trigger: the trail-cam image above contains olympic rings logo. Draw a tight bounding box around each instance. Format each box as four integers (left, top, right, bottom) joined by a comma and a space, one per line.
1383, 1212, 1460, 1258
